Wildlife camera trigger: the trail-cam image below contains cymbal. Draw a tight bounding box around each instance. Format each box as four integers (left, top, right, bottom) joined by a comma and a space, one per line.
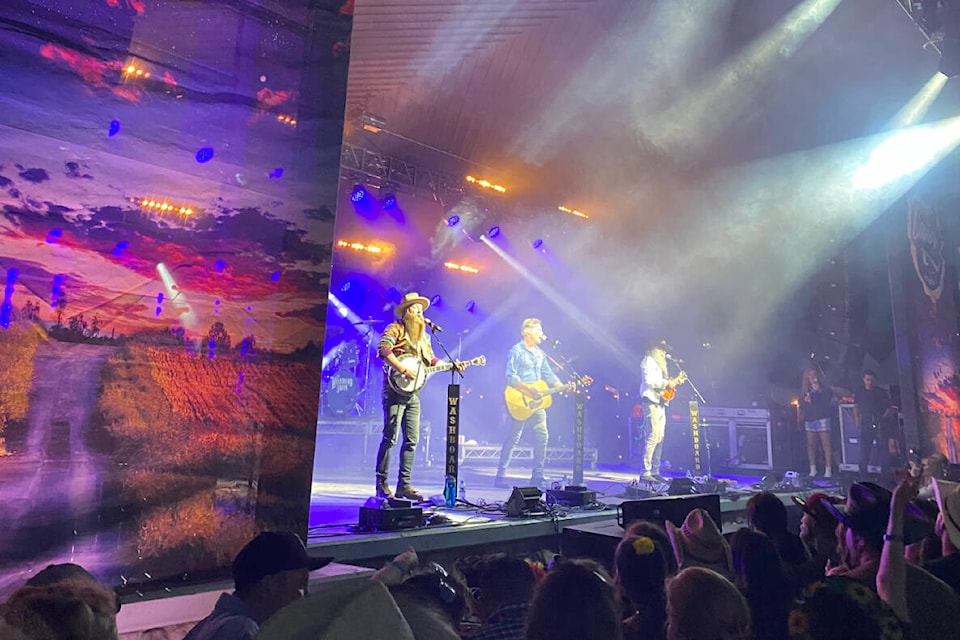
352, 317, 386, 326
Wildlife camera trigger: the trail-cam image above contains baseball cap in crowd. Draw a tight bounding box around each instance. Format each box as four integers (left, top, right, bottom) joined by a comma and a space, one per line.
821, 482, 931, 547
792, 493, 844, 524
233, 531, 333, 590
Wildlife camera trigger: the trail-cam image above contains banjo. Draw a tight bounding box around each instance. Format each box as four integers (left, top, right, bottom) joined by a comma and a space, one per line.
387, 354, 486, 394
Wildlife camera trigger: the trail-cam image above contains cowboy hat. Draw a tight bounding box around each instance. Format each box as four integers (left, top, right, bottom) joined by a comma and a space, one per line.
395, 292, 430, 318
933, 477, 960, 550
665, 508, 732, 577
647, 339, 672, 353
256, 579, 416, 640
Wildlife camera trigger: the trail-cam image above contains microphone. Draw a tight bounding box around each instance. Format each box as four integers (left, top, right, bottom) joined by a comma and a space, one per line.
425, 318, 443, 333
543, 336, 560, 347
666, 354, 684, 364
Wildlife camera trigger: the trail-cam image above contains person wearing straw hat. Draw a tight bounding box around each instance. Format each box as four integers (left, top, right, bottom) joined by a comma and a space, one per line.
665, 508, 733, 579
375, 292, 439, 501
926, 477, 960, 594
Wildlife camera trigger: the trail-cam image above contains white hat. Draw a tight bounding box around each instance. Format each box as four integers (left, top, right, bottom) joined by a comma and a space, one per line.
257, 580, 415, 640
933, 477, 960, 550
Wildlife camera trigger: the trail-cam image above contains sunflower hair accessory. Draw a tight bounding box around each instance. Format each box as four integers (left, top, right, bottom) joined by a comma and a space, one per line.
632, 536, 656, 556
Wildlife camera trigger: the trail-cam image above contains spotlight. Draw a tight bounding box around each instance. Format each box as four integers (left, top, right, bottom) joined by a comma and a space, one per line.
487, 226, 501, 238
465, 300, 476, 312
532, 238, 543, 249
382, 192, 397, 210
940, 34, 960, 79
351, 183, 367, 202
430, 294, 442, 306
447, 215, 461, 227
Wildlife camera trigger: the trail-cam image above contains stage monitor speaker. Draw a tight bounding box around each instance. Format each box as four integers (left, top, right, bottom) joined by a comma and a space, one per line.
505, 486, 543, 517
617, 493, 721, 530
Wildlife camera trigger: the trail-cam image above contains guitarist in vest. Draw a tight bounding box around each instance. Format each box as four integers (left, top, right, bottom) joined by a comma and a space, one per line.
375, 292, 439, 501
495, 318, 574, 489
639, 339, 686, 482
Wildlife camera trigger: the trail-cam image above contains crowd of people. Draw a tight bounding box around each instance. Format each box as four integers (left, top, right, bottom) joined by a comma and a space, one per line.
4, 463, 960, 640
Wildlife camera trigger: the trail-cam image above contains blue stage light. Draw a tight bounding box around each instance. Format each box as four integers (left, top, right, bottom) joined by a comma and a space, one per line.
487, 226, 501, 238
351, 183, 367, 202
447, 215, 460, 227
382, 192, 397, 209
215, 260, 226, 273
465, 299, 476, 312
195, 147, 215, 163
532, 238, 543, 249
430, 294, 442, 305
108, 120, 121, 137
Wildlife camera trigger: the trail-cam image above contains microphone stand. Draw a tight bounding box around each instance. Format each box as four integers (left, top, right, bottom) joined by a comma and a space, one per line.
670, 357, 709, 478
546, 343, 589, 489
430, 326, 464, 506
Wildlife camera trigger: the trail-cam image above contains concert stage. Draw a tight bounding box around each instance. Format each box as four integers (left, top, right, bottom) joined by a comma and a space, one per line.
306, 461, 843, 571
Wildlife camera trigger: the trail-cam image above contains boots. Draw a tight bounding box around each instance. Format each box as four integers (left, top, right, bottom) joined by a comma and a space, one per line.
376, 480, 393, 499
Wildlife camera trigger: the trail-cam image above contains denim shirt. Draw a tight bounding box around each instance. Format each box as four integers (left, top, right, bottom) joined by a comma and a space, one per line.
182, 593, 258, 640
505, 342, 559, 387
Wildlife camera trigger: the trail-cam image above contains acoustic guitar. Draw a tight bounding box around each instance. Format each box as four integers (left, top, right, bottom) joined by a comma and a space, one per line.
504, 375, 593, 421
387, 354, 486, 394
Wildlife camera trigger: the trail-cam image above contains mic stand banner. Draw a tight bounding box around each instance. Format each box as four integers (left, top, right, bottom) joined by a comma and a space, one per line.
430, 326, 464, 503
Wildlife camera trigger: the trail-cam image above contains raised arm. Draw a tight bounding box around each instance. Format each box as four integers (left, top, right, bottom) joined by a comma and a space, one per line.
877, 477, 917, 623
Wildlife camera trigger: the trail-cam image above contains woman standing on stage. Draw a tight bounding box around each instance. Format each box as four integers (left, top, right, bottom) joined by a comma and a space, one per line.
800, 367, 834, 479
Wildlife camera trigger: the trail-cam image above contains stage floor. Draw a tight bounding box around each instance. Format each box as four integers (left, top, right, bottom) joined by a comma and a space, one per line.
306, 460, 843, 564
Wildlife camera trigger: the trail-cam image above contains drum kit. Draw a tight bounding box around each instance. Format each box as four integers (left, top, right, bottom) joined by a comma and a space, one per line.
320, 318, 384, 418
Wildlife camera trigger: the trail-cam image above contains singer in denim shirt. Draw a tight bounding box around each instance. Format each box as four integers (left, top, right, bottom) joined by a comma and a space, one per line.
496, 318, 570, 488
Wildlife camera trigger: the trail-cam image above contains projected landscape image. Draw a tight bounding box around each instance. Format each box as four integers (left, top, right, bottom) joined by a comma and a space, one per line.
0, 0, 350, 596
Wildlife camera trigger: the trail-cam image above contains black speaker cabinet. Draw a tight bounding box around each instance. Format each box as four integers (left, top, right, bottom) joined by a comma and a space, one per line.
617, 493, 722, 530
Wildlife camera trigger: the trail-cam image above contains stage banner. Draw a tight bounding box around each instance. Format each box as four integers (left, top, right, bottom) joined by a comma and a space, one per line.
888, 196, 960, 460
0, 0, 352, 597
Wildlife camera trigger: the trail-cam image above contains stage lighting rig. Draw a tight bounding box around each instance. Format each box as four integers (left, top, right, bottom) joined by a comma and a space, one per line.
336, 239, 383, 254
382, 191, 398, 210
351, 183, 367, 202
360, 112, 387, 133
465, 175, 507, 193
443, 262, 479, 274
558, 205, 590, 219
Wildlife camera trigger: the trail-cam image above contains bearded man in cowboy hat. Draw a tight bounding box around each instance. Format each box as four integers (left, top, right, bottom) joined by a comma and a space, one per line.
639, 339, 686, 482
375, 292, 439, 500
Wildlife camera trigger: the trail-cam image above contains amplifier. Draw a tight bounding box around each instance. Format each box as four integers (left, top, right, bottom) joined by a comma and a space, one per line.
358, 505, 424, 531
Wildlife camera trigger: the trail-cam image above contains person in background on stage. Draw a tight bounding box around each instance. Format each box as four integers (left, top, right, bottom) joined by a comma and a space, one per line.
496, 318, 573, 489
800, 367, 834, 479
375, 292, 438, 501
639, 340, 685, 483
853, 370, 895, 477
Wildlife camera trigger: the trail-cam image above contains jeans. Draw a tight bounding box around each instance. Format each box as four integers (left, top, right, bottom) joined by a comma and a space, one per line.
375, 387, 420, 489
498, 409, 548, 481
642, 401, 666, 477
860, 422, 880, 473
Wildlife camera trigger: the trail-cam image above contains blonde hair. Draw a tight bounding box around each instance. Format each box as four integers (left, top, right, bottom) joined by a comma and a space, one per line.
521, 318, 542, 338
